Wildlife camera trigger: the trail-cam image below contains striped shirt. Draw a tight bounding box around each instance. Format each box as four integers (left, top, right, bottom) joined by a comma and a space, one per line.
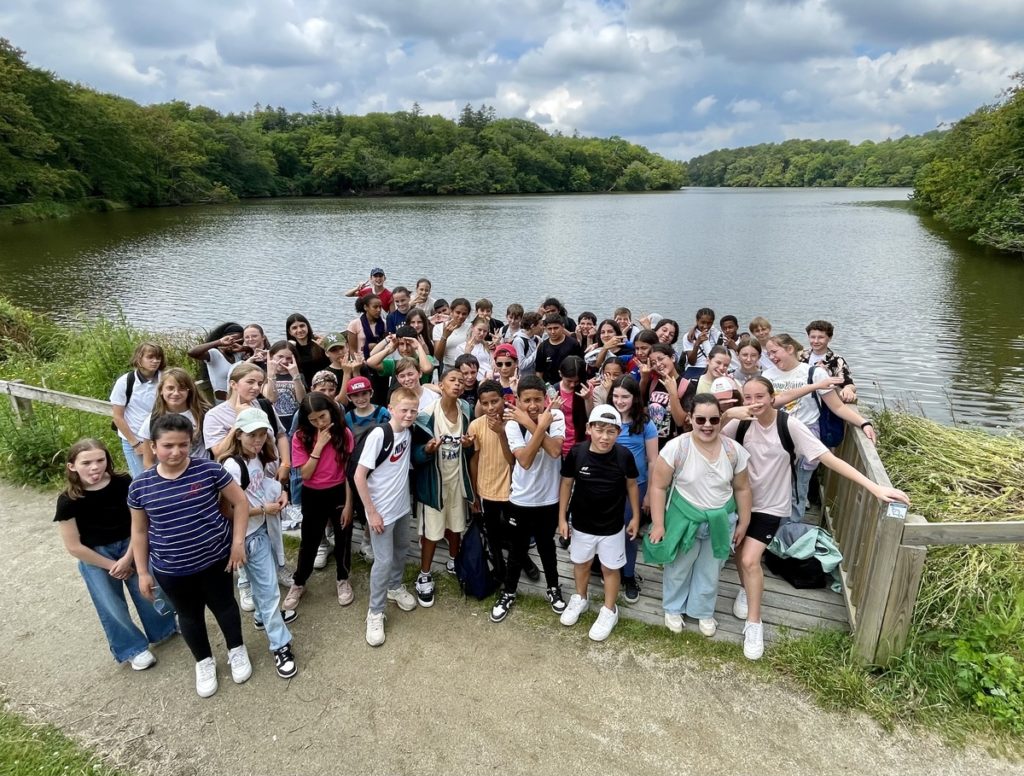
127, 458, 234, 576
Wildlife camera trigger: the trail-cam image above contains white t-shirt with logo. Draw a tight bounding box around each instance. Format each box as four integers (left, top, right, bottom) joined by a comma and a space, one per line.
505, 409, 566, 507
358, 426, 412, 524
761, 362, 831, 427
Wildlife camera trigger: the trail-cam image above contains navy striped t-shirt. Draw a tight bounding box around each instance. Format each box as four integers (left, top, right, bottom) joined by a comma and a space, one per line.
127, 458, 234, 576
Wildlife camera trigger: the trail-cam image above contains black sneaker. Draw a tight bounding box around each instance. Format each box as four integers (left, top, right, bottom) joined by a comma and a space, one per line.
622, 576, 641, 604
490, 591, 516, 623
546, 585, 567, 614
273, 644, 297, 679
558, 535, 571, 550
522, 557, 541, 582
254, 609, 298, 630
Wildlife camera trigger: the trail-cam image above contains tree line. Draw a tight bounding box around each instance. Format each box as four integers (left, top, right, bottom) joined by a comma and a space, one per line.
0, 39, 684, 209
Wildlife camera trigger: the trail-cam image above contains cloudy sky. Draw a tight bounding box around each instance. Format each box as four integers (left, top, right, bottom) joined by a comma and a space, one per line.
3, 0, 1021, 159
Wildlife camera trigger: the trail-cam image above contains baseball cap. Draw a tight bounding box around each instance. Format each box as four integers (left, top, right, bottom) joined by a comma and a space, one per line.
312, 370, 338, 388
493, 344, 517, 361
234, 407, 273, 434
711, 376, 739, 404
321, 333, 346, 352
588, 404, 622, 426
370, 267, 385, 277
346, 376, 373, 394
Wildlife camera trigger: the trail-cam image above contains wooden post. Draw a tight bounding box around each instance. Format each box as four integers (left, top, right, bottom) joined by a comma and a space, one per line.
875, 542, 927, 664
6, 379, 34, 426
851, 503, 905, 664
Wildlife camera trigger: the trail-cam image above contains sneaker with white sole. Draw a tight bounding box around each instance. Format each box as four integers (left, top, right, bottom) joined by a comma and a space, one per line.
313, 539, 331, 570
228, 645, 252, 683
589, 605, 619, 641
415, 571, 435, 607
545, 585, 567, 614
365, 611, 386, 647
622, 576, 641, 604
273, 644, 297, 679
337, 579, 354, 606
129, 649, 156, 671
743, 621, 765, 660
276, 565, 295, 587
664, 612, 684, 633
698, 618, 718, 637
490, 591, 516, 622
559, 593, 590, 626
360, 540, 374, 562
195, 657, 218, 698
733, 588, 749, 620
446, 558, 456, 575
387, 585, 417, 611
239, 587, 255, 612
254, 609, 298, 630
282, 584, 304, 610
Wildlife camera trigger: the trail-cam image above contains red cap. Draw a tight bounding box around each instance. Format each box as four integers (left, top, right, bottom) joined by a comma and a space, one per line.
493, 344, 518, 361
345, 376, 372, 394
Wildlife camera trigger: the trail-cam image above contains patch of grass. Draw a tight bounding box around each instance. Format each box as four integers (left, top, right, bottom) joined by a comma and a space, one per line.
0, 702, 126, 776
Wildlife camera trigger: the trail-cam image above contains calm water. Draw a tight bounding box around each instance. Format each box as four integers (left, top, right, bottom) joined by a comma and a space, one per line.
2, 189, 1023, 430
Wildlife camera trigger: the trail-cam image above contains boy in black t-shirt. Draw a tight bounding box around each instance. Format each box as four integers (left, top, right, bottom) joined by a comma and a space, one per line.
535, 314, 583, 386
557, 404, 640, 641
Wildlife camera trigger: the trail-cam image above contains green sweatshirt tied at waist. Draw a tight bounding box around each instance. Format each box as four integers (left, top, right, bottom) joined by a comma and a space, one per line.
643, 489, 737, 566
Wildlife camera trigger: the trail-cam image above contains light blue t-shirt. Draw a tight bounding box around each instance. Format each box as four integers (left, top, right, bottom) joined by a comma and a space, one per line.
617, 419, 658, 484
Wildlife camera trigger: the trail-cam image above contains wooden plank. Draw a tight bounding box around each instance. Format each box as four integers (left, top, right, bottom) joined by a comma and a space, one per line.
5, 379, 34, 426
901, 520, 1024, 546
0, 379, 113, 417
851, 507, 905, 664
875, 543, 927, 664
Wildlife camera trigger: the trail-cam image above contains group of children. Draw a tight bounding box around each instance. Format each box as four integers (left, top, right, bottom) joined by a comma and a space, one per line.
57, 269, 911, 698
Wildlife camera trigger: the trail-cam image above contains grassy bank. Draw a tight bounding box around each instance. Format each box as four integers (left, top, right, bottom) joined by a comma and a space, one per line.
0, 702, 126, 776
0, 199, 129, 226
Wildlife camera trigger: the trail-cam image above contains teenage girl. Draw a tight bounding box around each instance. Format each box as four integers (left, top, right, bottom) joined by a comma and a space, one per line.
585, 319, 625, 370
609, 376, 658, 603
263, 340, 306, 428
139, 368, 210, 469
696, 346, 739, 395
242, 323, 271, 372
110, 341, 166, 478
283, 394, 356, 611
55, 439, 177, 670
654, 319, 680, 350
286, 313, 330, 387
733, 339, 764, 386
590, 357, 625, 405
463, 316, 495, 381
721, 377, 909, 660
128, 414, 251, 698
219, 408, 298, 679
405, 308, 436, 358
391, 356, 441, 413
682, 308, 724, 380
554, 355, 592, 458
187, 323, 247, 401
643, 343, 689, 448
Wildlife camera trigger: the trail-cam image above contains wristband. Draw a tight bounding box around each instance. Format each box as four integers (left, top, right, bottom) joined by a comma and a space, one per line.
131, 440, 143, 449
310, 454, 320, 460
860, 421, 873, 429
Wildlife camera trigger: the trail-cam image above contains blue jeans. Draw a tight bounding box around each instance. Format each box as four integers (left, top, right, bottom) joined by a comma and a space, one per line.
368, 516, 411, 614
120, 438, 145, 478
661, 514, 737, 620
244, 524, 291, 651
622, 481, 648, 579
790, 421, 821, 522
78, 538, 177, 662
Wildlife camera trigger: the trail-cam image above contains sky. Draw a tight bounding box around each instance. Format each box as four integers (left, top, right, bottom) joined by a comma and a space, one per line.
3, 0, 1022, 160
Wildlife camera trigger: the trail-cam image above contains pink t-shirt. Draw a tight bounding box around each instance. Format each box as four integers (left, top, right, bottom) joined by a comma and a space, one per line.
291, 429, 353, 490
559, 386, 577, 456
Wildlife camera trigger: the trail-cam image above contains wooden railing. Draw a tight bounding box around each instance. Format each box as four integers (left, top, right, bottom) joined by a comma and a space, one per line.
821, 428, 1024, 665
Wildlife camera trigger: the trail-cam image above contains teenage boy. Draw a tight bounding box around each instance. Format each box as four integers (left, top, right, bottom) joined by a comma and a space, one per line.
386, 287, 412, 332
557, 405, 640, 641
354, 388, 419, 647
501, 303, 524, 343
613, 308, 642, 342
322, 334, 364, 404
412, 370, 475, 607
475, 298, 505, 335
454, 353, 481, 414
535, 314, 583, 386
433, 297, 473, 372
513, 312, 543, 375
490, 376, 568, 623
800, 320, 857, 403
344, 375, 391, 563
346, 267, 393, 311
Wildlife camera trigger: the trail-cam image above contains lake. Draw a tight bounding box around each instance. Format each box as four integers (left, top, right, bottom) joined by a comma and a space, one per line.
2, 188, 1023, 430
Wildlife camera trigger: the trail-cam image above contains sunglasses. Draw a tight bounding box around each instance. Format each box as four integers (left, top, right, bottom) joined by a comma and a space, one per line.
496, 361, 516, 367
693, 415, 721, 426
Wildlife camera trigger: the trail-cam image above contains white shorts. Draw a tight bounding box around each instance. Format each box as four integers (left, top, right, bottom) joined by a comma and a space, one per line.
569, 528, 626, 570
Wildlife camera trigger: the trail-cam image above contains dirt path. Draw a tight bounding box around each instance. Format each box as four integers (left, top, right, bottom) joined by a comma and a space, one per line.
1, 481, 1018, 776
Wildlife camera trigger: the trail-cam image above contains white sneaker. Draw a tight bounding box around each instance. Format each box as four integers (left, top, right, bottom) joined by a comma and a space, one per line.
664, 612, 684, 633
239, 587, 255, 612
366, 611, 386, 647
698, 618, 718, 637
588, 606, 619, 642
195, 657, 218, 698
387, 585, 417, 611
129, 649, 156, 671
733, 588, 749, 620
360, 540, 375, 562
743, 621, 765, 660
314, 539, 330, 570
559, 593, 590, 626
276, 565, 294, 587
228, 645, 252, 683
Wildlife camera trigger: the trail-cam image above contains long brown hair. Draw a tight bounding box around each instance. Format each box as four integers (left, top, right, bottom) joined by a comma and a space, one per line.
149, 368, 210, 432
63, 438, 116, 500
217, 428, 278, 469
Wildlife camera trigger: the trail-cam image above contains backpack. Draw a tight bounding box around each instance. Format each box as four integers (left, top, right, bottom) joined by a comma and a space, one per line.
736, 410, 797, 495
764, 552, 828, 589
807, 367, 846, 447
229, 454, 251, 491
344, 423, 396, 485
110, 371, 137, 431
455, 518, 498, 600
514, 333, 536, 374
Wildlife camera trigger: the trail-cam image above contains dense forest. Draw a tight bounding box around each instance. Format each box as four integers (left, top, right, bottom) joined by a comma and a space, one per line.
0, 38, 685, 211
685, 134, 944, 188
913, 75, 1024, 254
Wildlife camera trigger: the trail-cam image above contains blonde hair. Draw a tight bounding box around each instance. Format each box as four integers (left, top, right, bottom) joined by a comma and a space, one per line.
63, 438, 115, 500
217, 428, 278, 469
748, 316, 771, 333
767, 333, 804, 358
225, 362, 265, 399
150, 368, 210, 432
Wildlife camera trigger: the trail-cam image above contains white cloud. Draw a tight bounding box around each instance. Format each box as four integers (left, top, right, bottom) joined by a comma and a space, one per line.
729, 98, 762, 115
693, 95, 717, 115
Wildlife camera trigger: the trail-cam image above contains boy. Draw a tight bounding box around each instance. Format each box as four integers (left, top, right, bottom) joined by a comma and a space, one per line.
354, 388, 419, 647
800, 320, 856, 403
412, 369, 475, 607
345, 266, 393, 311
455, 353, 481, 413
748, 316, 773, 370
490, 376, 568, 623
534, 314, 583, 386
386, 286, 412, 332
475, 298, 505, 335
613, 307, 642, 342
719, 314, 742, 371
513, 312, 543, 375
557, 405, 640, 641
322, 334, 363, 404
433, 297, 473, 372
501, 303, 524, 343
344, 375, 391, 563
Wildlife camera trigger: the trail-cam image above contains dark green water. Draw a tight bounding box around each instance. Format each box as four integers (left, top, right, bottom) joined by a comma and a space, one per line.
1, 189, 1022, 429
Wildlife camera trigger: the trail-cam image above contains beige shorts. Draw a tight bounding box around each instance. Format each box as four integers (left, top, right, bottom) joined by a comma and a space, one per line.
419, 482, 468, 541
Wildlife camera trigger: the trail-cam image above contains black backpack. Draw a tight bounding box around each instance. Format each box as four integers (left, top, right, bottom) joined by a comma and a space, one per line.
455, 518, 498, 600
110, 371, 137, 431
764, 552, 828, 589
229, 454, 252, 491
736, 410, 798, 495
344, 423, 396, 485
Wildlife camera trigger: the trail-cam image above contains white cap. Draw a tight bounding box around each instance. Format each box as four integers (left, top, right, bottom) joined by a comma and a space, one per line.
710, 376, 739, 404
234, 407, 273, 434
587, 404, 622, 426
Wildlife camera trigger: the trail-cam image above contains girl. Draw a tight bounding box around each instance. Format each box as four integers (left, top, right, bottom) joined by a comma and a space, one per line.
463, 316, 495, 381
733, 339, 764, 386
128, 414, 252, 698
411, 277, 435, 312
286, 313, 330, 388
283, 394, 356, 610
55, 439, 177, 670
405, 308, 436, 363
609, 376, 658, 603
262, 340, 306, 428
219, 408, 298, 679
242, 324, 271, 372
139, 368, 210, 469
696, 346, 739, 395
722, 377, 909, 660
646, 394, 752, 639
590, 357, 625, 405
763, 333, 872, 520
585, 319, 625, 371
346, 295, 387, 361
643, 343, 689, 448
629, 329, 658, 382
187, 323, 247, 402
681, 308, 724, 380
555, 355, 592, 458
654, 319, 680, 350
110, 341, 165, 478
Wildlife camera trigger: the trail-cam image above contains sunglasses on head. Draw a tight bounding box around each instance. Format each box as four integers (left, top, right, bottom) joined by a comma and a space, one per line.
693, 415, 721, 426
496, 360, 515, 367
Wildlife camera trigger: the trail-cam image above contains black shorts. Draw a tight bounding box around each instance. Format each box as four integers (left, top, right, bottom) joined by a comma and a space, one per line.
745, 511, 783, 546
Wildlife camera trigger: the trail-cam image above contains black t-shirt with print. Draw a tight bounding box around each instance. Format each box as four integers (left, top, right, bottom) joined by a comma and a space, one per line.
560, 443, 638, 536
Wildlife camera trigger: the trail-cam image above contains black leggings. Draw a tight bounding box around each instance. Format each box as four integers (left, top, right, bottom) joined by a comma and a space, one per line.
154, 559, 242, 662
294, 483, 351, 585
505, 502, 559, 593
